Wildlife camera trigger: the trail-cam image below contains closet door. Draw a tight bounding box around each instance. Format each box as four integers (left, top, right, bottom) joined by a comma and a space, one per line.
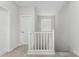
20, 16, 34, 44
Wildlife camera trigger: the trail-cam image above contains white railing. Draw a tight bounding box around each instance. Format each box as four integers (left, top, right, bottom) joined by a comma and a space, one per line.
27, 31, 54, 52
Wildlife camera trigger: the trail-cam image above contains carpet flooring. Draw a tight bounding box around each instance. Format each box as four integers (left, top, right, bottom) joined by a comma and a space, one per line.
1, 45, 78, 57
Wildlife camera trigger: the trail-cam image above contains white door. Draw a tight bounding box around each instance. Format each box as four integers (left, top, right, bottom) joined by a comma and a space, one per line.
22, 16, 34, 32
20, 16, 34, 45
0, 7, 8, 55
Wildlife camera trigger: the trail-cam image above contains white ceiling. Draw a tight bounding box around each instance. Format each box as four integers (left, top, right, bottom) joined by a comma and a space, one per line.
15, 1, 66, 7
15, 1, 67, 15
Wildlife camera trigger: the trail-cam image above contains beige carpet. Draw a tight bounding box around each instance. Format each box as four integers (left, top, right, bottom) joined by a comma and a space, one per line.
1, 45, 78, 57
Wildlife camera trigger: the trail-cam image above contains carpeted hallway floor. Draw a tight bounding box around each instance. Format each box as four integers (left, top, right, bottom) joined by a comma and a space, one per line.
1, 45, 78, 57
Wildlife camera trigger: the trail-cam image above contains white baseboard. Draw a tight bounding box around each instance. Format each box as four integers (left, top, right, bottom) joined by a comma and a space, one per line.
0, 50, 7, 56
72, 51, 79, 56
18, 43, 28, 46
28, 50, 55, 55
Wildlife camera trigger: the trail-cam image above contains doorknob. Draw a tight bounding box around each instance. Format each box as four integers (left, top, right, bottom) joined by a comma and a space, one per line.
22, 32, 24, 33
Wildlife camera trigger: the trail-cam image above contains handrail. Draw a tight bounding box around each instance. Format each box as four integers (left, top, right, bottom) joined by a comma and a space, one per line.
28, 32, 54, 51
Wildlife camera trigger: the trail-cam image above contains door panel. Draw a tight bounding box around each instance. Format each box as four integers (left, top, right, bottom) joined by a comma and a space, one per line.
20, 16, 34, 44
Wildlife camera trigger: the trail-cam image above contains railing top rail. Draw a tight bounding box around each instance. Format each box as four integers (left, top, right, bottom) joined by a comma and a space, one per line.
25, 31, 54, 33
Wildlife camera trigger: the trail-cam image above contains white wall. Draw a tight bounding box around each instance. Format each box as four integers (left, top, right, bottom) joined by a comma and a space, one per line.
36, 7, 57, 16
0, 7, 9, 55
0, 1, 19, 55
55, 2, 70, 51
19, 6, 35, 16
55, 2, 79, 52
36, 6, 63, 16
9, 2, 19, 51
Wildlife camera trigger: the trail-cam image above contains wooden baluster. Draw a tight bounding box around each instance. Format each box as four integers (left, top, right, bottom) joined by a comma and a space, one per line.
35, 32, 36, 50
41, 32, 42, 50
44, 32, 45, 50
45, 32, 47, 50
